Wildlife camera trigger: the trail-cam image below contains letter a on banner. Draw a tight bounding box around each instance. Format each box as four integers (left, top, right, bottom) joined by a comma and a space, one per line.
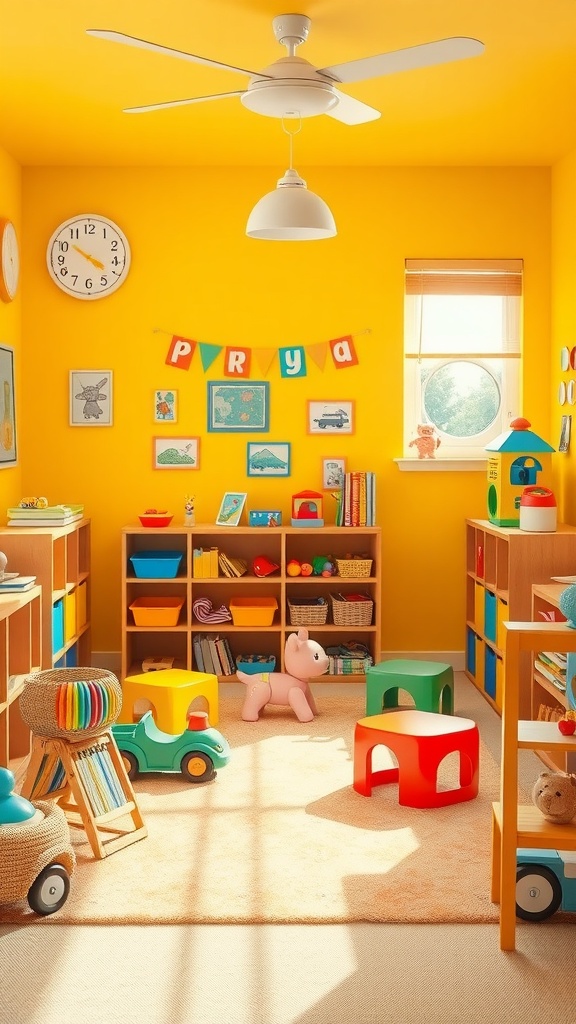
165, 335, 196, 370
279, 346, 306, 378
329, 335, 358, 369
223, 347, 251, 377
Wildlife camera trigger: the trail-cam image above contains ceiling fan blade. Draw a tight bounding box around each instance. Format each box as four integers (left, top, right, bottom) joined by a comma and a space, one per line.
326, 90, 381, 125
124, 91, 246, 114
86, 29, 272, 80
319, 37, 485, 85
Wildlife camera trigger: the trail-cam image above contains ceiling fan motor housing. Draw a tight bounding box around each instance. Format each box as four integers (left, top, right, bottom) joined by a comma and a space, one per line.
241, 56, 339, 118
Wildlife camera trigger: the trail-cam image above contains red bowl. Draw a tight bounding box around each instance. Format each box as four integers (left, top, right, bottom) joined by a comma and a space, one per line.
138, 513, 173, 528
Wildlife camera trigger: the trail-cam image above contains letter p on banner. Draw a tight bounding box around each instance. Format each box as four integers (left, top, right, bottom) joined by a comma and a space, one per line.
329, 335, 358, 368
166, 336, 196, 370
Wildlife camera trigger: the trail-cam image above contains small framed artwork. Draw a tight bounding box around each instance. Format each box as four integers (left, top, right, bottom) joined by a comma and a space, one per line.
69, 370, 113, 426
0, 345, 16, 466
208, 380, 269, 432
216, 492, 247, 526
247, 442, 291, 477
153, 436, 200, 469
559, 414, 572, 453
322, 457, 346, 490
154, 389, 177, 423
307, 400, 354, 435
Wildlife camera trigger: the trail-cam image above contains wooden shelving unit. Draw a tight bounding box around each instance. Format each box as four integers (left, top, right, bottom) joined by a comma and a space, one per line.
492, 619, 576, 950
530, 581, 576, 772
0, 585, 42, 765
121, 523, 381, 684
465, 519, 576, 717
0, 519, 91, 671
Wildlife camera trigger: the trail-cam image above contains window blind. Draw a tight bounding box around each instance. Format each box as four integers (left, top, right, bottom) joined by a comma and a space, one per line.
405, 259, 523, 296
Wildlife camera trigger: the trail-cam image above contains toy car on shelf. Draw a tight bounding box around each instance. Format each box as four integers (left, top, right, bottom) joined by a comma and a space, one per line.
111, 710, 230, 783
516, 848, 576, 921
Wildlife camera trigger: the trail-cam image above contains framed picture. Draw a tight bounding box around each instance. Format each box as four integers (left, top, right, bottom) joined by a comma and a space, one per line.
0, 345, 16, 466
247, 442, 291, 477
153, 436, 200, 469
153, 389, 177, 423
208, 380, 269, 432
216, 491, 247, 527
322, 457, 346, 490
307, 400, 354, 435
69, 370, 113, 426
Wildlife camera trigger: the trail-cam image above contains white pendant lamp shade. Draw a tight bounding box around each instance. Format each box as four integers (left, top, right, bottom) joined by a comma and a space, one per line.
246, 168, 337, 240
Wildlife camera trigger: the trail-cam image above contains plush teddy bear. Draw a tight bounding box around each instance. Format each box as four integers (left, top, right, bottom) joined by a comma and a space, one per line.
532, 771, 576, 823
236, 627, 329, 723
408, 424, 441, 459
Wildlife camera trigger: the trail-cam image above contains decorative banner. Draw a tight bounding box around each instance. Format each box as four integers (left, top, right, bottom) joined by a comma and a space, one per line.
255, 348, 278, 375
329, 335, 358, 369
199, 343, 222, 372
307, 343, 329, 372
279, 346, 306, 378
165, 335, 196, 370
223, 347, 252, 378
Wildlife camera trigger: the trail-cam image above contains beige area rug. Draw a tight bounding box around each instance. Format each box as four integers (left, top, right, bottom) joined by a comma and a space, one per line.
2, 694, 509, 925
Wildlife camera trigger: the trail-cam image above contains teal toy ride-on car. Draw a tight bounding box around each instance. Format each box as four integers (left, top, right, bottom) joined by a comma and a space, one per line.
111, 710, 231, 783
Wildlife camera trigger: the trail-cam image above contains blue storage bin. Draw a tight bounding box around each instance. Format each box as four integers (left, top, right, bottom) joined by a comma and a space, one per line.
129, 550, 184, 578
235, 655, 276, 675
484, 590, 497, 642
485, 646, 497, 699
465, 627, 476, 675
65, 643, 78, 667
52, 598, 64, 655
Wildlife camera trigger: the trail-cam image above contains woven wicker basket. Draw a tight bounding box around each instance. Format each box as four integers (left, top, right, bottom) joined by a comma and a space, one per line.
335, 558, 373, 578
19, 667, 122, 739
330, 594, 373, 626
287, 599, 329, 626
0, 800, 75, 904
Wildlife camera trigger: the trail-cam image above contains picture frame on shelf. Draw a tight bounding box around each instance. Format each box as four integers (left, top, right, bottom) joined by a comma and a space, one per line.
321, 457, 346, 490
307, 400, 354, 435
216, 492, 247, 527
69, 370, 113, 426
0, 345, 16, 466
207, 380, 269, 432
247, 442, 291, 477
153, 389, 177, 423
153, 436, 200, 469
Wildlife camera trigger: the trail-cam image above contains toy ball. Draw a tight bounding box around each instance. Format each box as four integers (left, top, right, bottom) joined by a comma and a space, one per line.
300, 563, 313, 576
287, 559, 302, 576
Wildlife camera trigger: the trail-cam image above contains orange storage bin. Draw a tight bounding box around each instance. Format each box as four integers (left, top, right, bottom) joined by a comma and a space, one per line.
229, 596, 278, 626
129, 596, 184, 626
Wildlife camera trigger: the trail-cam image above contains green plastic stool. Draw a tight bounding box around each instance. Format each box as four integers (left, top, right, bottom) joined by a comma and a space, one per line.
366, 659, 454, 717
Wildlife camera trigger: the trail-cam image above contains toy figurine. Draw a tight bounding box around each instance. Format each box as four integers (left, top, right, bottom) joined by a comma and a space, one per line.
409, 424, 441, 459
237, 628, 329, 723
184, 494, 195, 526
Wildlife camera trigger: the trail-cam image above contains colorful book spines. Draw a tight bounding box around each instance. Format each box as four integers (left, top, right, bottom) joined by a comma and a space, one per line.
337, 472, 376, 526
55, 678, 119, 731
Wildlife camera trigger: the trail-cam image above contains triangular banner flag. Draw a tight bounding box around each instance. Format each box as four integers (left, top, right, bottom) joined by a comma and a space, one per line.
306, 342, 329, 371
199, 343, 222, 372
254, 347, 278, 375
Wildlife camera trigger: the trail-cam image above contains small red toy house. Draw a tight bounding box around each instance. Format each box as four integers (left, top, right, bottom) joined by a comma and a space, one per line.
291, 490, 324, 528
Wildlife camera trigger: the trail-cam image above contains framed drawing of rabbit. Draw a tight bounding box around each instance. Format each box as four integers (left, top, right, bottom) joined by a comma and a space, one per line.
69, 370, 113, 426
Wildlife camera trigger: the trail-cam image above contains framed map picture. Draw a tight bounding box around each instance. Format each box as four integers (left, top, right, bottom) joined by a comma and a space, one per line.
208, 381, 269, 432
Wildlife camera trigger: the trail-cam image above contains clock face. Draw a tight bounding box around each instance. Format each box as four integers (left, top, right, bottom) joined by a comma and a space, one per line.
46, 214, 131, 300
0, 219, 19, 302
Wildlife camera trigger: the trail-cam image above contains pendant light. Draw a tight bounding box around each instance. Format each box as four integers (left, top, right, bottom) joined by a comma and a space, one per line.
246, 118, 336, 241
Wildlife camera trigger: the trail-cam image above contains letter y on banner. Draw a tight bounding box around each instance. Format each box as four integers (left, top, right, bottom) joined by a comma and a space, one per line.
329, 335, 358, 369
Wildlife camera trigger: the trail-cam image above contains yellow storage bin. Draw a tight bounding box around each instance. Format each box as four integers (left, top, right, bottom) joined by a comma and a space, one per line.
64, 590, 76, 642
474, 582, 484, 632
496, 598, 508, 651
229, 596, 278, 626
76, 581, 87, 631
129, 596, 184, 626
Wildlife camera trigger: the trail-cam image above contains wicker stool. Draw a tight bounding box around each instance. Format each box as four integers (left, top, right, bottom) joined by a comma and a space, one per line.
118, 668, 219, 732
366, 659, 454, 716
353, 710, 479, 808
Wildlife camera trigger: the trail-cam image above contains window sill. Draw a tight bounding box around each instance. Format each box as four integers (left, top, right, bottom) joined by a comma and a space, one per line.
394, 458, 488, 472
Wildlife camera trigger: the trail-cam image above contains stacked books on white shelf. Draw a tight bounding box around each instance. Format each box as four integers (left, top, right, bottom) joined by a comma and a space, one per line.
7, 503, 84, 527
333, 472, 376, 527
193, 633, 236, 676
534, 650, 567, 692
0, 574, 36, 593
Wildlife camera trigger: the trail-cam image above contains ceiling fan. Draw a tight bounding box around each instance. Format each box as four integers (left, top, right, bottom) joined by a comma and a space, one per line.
86, 14, 484, 126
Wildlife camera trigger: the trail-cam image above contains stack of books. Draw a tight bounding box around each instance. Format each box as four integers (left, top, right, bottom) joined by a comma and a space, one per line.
534, 650, 567, 692
192, 546, 219, 578
218, 552, 248, 578
193, 633, 235, 676
333, 472, 376, 527
7, 503, 84, 527
0, 574, 37, 593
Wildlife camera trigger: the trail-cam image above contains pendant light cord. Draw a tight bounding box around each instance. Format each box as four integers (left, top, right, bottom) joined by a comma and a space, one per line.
281, 115, 302, 170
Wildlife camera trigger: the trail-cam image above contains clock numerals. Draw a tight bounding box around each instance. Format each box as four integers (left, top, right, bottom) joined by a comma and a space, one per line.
46, 214, 131, 300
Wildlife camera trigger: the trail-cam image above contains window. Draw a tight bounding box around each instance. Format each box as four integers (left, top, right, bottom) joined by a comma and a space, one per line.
404, 259, 522, 459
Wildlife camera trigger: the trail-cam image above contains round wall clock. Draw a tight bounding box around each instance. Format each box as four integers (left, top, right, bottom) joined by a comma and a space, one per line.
46, 214, 131, 300
0, 219, 20, 303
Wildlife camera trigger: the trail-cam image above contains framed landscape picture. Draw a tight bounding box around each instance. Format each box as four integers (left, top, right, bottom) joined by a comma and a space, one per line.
153, 436, 200, 469
208, 381, 269, 432
307, 400, 354, 435
247, 442, 291, 477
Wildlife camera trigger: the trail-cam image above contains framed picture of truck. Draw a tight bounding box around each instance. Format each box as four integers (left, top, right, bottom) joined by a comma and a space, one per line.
307, 401, 354, 435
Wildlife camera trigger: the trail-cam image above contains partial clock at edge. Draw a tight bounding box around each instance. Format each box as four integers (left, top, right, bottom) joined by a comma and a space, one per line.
46, 213, 131, 300
0, 219, 20, 303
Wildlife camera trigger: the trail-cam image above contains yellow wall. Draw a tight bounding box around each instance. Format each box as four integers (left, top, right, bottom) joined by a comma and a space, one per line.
21, 166, 551, 655
0, 147, 22, 512
551, 151, 576, 525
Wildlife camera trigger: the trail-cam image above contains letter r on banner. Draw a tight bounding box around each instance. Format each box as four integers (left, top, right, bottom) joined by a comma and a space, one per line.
165, 335, 196, 370
224, 347, 251, 377
329, 335, 358, 368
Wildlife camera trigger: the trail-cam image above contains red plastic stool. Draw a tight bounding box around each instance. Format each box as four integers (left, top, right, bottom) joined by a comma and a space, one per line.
353, 709, 479, 808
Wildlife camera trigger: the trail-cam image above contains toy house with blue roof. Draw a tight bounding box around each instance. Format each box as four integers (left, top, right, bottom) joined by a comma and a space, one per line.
485, 417, 555, 526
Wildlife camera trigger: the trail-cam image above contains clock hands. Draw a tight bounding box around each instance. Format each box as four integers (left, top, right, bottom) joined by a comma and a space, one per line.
72, 244, 105, 270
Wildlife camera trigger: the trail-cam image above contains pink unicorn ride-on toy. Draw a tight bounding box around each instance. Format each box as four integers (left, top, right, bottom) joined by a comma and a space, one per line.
237, 628, 329, 722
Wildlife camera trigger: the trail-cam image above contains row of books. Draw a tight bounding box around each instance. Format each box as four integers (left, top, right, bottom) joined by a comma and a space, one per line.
333, 472, 376, 527
7, 503, 84, 528
193, 633, 236, 676
534, 650, 567, 691
192, 546, 219, 578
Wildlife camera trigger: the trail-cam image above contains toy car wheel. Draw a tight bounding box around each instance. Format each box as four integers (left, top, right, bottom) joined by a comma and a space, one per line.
516, 863, 563, 921
119, 750, 139, 780
181, 751, 215, 783
27, 863, 70, 916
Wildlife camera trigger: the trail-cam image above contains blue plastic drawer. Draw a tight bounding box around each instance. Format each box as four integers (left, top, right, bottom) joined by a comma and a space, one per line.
484, 590, 497, 642
129, 550, 184, 578
466, 627, 476, 675
485, 646, 497, 699
52, 598, 64, 655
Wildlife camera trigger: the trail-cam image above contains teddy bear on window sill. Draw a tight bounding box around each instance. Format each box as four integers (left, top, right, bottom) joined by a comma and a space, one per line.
409, 424, 441, 459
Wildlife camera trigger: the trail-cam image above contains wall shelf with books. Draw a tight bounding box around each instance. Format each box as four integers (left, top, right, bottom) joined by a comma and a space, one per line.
530, 581, 576, 772
121, 524, 381, 684
0, 585, 42, 766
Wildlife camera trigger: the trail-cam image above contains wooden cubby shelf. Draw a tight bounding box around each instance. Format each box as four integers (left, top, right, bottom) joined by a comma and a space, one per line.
0, 585, 42, 766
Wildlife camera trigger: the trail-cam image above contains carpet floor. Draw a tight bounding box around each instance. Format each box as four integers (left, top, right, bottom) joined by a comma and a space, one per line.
0, 681, 526, 926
